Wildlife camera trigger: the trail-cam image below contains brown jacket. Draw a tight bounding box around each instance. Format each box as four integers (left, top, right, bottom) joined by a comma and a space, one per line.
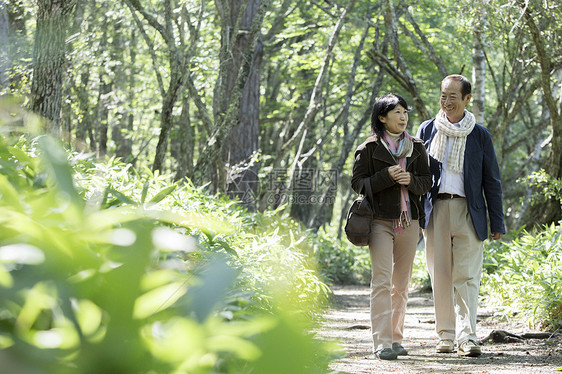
351, 134, 432, 221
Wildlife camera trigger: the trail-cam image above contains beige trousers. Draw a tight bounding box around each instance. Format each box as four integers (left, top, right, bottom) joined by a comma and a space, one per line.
368, 219, 419, 352
424, 198, 483, 344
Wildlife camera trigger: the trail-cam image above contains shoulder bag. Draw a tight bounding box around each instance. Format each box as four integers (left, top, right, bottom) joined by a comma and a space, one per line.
344, 178, 374, 246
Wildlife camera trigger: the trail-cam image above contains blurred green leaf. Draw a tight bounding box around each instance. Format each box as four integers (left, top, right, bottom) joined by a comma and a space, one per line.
73, 299, 104, 338
134, 281, 188, 319
107, 187, 137, 206
187, 255, 239, 323
148, 184, 176, 205
206, 335, 261, 360
140, 181, 149, 204
37, 136, 83, 208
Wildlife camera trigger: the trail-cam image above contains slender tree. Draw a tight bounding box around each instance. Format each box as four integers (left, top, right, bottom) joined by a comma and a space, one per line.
0, 4, 9, 89
472, 0, 487, 124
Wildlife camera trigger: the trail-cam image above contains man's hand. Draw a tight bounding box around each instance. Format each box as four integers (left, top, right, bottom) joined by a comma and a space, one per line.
491, 232, 503, 240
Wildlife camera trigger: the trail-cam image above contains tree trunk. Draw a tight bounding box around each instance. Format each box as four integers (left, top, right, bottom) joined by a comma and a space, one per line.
368, 0, 430, 120
472, 2, 486, 124
124, 29, 136, 162
192, 0, 270, 187
152, 67, 183, 172
96, 78, 111, 157
30, 0, 75, 135
61, 0, 86, 145
75, 69, 91, 147
2, 1, 28, 92
110, 21, 131, 161
174, 93, 194, 181
304, 19, 382, 230
0, 5, 9, 89
213, 0, 263, 207
518, 0, 562, 225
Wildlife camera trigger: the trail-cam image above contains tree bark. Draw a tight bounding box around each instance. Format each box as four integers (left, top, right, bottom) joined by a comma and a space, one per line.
0, 5, 9, 89
192, 0, 270, 186
174, 93, 194, 181
110, 21, 131, 161
214, 0, 263, 208
30, 0, 76, 135
150, 0, 185, 173
95, 15, 110, 157
472, 2, 487, 124
2, 1, 28, 92
124, 0, 206, 174
518, 0, 562, 225
75, 69, 91, 146
124, 28, 136, 162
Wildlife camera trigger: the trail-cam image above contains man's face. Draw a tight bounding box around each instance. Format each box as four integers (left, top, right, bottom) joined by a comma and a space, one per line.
440, 79, 471, 123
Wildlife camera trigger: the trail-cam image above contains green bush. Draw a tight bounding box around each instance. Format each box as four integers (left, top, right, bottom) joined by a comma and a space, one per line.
313, 232, 371, 285
0, 103, 337, 373
314, 228, 430, 292
481, 223, 562, 329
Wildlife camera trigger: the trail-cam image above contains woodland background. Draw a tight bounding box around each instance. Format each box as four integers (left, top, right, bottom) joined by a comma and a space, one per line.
0, 0, 561, 373
2, 0, 561, 230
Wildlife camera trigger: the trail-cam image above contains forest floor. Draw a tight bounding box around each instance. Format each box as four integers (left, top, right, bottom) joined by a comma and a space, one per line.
315, 285, 562, 374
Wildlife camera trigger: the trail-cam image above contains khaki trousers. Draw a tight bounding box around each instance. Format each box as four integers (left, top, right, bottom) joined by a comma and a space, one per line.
424, 198, 483, 344
368, 219, 419, 352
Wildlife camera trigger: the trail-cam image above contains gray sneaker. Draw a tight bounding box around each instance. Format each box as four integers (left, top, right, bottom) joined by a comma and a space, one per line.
458, 340, 482, 357
436, 339, 454, 353
375, 348, 398, 360
392, 342, 408, 356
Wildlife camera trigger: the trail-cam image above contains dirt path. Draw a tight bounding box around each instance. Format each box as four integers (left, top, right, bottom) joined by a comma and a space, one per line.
316, 285, 562, 374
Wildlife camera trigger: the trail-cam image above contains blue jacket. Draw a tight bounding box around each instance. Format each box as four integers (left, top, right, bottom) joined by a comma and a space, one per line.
417, 118, 506, 241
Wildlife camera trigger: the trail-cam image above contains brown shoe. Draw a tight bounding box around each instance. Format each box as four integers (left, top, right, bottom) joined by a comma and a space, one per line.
458, 340, 482, 357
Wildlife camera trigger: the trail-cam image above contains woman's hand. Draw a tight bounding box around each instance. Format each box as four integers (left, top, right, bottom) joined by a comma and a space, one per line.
395, 171, 410, 186
388, 165, 410, 186
388, 165, 403, 181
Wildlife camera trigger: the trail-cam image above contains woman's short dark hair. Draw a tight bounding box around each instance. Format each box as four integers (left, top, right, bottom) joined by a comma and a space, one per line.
370, 94, 409, 135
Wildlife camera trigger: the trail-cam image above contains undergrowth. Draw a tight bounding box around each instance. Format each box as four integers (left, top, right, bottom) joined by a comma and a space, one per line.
482, 223, 562, 330
0, 104, 339, 373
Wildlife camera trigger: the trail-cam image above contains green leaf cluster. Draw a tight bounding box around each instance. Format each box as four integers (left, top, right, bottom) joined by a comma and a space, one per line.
313, 232, 371, 285
0, 111, 338, 372
481, 223, 562, 330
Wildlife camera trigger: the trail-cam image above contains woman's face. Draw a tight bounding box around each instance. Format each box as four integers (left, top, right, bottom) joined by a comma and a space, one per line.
379, 104, 408, 134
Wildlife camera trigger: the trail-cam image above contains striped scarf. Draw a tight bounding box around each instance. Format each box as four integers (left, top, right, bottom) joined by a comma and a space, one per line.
429, 109, 475, 173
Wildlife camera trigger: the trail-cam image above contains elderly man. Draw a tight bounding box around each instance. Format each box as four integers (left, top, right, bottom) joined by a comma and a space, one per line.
417, 74, 505, 357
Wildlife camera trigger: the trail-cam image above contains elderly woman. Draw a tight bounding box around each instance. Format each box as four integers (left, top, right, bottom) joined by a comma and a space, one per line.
351, 94, 431, 360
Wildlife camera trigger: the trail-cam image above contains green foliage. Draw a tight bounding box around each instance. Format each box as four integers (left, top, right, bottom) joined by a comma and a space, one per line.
519, 169, 562, 205
481, 223, 562, 329
0, 120, 337, 372
313, 233, 371, 285
410, 244, 432, 292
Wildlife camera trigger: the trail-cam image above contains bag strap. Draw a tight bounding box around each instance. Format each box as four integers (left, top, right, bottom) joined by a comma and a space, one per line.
361, 178, 374, 207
